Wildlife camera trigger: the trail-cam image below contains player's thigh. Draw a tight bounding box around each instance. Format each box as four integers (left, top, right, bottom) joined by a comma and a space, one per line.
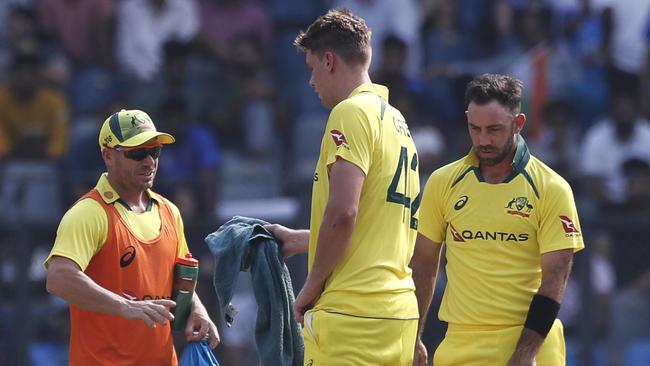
302, 310, 417, 366
396, 319, 418, 366
535, 319, 566, 366
433, 326, 498, 366
495, 319, 566, 366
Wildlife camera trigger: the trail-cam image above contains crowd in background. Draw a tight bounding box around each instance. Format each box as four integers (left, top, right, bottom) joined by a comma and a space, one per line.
0, 0, 649, 365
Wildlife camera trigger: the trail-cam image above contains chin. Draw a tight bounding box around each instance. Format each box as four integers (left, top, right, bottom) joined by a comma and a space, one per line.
139, 177, 156, 190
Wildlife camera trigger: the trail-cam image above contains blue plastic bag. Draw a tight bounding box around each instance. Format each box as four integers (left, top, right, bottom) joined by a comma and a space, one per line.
179, 341, 220, 366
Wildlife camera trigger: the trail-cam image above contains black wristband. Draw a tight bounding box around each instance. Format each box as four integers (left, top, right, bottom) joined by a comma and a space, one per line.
523, 294, 560, 337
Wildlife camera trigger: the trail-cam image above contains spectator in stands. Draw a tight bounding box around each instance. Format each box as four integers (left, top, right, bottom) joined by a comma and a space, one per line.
602, 0, 650, 94
551, 0, 609, 124
1, 6, 43, 74
335, 0, 422, 77
36, 0, 114, 68
579, 88, 650, 207
606, 208, 650, 366
0, 52, 68, 160
155, 96, 221, 220
116, 0, 199, 82
506, 2, 581, 140
131, 40, 208, 121
2, 5, 72, 89
211, 34, 280, 158
373, 33, 445, 180
0, 52, 69, 223
617, 158, 650, 214
559, 230, 615, 339
528, 101, 581, 183
197, 0, 272, 63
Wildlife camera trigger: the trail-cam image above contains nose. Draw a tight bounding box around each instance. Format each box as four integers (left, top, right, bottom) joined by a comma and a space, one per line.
141, 153, 156, 166
477, 130, 491, 146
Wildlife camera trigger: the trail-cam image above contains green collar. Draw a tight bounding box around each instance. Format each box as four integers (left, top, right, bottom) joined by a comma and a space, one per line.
504, 136, 531, 182
453, 136, 534, 190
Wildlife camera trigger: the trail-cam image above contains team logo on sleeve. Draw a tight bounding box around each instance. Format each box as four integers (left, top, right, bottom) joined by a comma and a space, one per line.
330, 129, 349, 149
559, 216, 580, 234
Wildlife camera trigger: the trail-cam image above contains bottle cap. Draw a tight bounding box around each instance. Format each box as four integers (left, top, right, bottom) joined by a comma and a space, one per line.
175, 253, 199, 266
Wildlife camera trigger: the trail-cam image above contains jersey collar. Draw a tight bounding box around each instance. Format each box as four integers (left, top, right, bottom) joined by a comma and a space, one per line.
95, 173, 159, 205
348, 83, 389, 101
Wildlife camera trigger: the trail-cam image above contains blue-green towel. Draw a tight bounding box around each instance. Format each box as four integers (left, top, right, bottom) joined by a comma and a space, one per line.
205, 216, 304, 366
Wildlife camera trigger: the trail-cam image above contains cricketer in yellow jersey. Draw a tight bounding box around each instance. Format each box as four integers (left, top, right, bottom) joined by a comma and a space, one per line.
265, 8, 420, 366
411, 74, 584, 366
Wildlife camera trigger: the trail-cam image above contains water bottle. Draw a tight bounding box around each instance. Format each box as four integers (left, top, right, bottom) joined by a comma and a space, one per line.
171, 253, 199, 331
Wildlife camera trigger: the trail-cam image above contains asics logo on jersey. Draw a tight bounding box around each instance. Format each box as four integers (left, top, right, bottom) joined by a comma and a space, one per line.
559, 216, 579, 234
306, 360, 314, 366
454, 196, 469, 210
120, 245, 136, 268
330, 129, 348, 147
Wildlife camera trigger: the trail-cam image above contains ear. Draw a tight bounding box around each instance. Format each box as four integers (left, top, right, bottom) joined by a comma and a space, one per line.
101, 148, 112, 166
514, 113, 526, 133
324, 51, 335, 73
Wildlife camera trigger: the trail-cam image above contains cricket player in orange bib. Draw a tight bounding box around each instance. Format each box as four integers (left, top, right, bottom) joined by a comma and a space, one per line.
45, 109, 219, 365
266, 8, 421, 366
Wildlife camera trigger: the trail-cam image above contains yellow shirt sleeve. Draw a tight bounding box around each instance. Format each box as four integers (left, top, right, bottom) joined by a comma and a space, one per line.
324, 101, 374, 174
166, 200, 189, 257
44, 198, 108, 270
418, 170, 447, 243
537, 177, 585, 254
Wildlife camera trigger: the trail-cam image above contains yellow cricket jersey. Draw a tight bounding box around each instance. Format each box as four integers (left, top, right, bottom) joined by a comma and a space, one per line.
419, 137, 584, 326
44, 173, 189, 270
309, 83, 420, 319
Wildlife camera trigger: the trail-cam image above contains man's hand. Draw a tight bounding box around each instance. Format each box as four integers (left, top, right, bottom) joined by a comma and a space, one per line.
120, 299, 176, 328
413, 337, 428, 366
293, 277, 323, 324
264, 224, 309, 258
185, 308, 220, 349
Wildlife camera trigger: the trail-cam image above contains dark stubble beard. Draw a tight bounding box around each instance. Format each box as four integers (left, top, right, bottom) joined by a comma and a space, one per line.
477, 133, 516, 167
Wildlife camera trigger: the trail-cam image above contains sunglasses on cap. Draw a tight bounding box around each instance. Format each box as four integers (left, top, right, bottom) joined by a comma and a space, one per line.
113, 145, 162, 161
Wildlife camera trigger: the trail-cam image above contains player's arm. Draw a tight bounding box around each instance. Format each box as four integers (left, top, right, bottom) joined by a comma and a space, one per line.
293, 158, 365, 322
46, 255, 175, 328
507, 248, 574, 366
410, 233, 443, 366
264, 224, 310, 258
170, 206, 220, 347
183, 292, 220, 348
411, 233, 443, 337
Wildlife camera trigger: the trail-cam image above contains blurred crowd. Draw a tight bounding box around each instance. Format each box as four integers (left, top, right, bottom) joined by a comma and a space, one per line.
0, 0, 649, 365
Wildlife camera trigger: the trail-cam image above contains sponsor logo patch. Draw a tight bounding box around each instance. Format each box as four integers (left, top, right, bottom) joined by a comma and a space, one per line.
449, 224, 465, 242
559, 216, 579, 234
330, 129, 349, 148
448, 225, 530, 243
